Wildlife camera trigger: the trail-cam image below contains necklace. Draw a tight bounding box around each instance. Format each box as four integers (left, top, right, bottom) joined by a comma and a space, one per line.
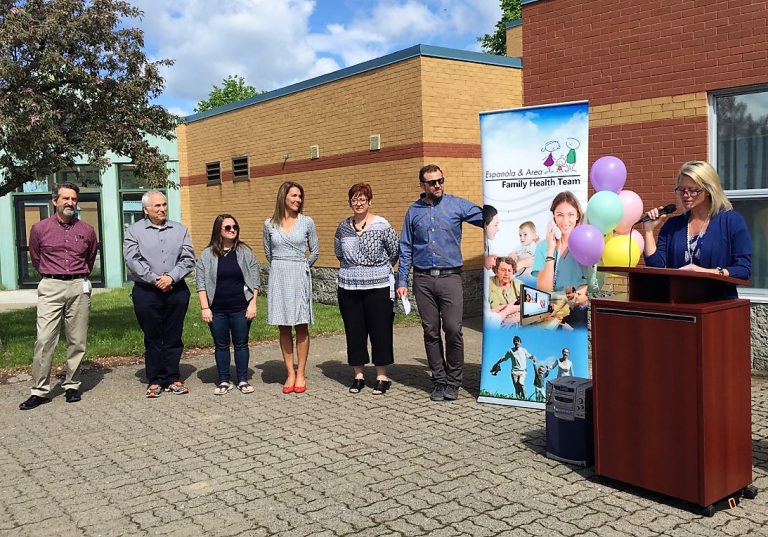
686, 218, 709, 263
351, 217, 367, 232
222, 247, 232, 257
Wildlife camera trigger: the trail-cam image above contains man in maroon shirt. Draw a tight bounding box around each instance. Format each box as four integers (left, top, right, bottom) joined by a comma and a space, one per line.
19, 183, 98, 410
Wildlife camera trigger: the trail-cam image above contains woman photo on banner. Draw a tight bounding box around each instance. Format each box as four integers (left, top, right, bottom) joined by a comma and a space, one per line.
532, 190, 602, 296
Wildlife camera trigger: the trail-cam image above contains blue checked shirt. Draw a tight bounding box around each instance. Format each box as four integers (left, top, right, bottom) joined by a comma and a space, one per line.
397, 193, 483, 287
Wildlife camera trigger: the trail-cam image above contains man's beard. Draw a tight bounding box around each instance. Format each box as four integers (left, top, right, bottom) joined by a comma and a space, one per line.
58, 207, 75, 217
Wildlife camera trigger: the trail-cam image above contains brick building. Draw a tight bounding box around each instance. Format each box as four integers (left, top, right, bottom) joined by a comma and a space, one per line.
178, 45, 522, 310
515, 0, 768, 367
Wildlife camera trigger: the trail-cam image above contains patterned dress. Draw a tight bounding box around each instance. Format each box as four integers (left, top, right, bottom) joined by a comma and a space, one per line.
263, 214, 319, 325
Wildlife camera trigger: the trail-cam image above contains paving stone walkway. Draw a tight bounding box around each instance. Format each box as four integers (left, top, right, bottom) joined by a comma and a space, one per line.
1, 322, 767, 536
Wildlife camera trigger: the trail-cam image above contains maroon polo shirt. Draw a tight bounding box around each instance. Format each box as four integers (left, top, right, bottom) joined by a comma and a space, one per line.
28, 215, 98, 276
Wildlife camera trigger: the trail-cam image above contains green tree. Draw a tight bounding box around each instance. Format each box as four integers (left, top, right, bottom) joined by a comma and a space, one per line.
478, 0, 522, 56
0, 0, 179, 197
194, 75, 263, 114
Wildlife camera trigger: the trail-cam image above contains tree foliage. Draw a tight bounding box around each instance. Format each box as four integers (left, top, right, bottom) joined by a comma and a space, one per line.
194, 75, 262, 114
0, 0, 179, 197
478, 0, 522, 56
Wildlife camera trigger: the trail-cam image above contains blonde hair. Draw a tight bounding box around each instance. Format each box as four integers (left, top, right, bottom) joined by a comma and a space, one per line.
676, 161, 732, 217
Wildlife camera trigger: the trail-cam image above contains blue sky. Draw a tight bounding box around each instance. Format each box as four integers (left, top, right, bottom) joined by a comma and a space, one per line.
128, 0, 503, 116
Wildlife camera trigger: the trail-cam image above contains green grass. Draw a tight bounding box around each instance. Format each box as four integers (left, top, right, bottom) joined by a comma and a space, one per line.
0, 285, 419, 370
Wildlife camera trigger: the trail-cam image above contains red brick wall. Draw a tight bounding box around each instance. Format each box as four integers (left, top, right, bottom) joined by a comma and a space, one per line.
524, 0, 768, 106
590, 115, 708, 206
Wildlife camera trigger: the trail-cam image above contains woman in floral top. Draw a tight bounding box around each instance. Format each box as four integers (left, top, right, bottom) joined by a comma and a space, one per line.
334, 183, 399, 395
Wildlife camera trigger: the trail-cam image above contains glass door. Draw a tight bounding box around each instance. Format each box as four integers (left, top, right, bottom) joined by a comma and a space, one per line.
14, 193, 104, 288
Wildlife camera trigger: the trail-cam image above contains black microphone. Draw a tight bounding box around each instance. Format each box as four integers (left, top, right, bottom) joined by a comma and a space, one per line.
637, 203, 677, 224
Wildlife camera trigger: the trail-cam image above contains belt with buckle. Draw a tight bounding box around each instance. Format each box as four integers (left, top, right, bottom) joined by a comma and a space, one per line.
41, 273, 88, 281
413, 267, 462, 276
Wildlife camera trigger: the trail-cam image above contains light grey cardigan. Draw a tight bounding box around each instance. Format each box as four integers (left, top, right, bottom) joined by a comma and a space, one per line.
195, 245, 261, 306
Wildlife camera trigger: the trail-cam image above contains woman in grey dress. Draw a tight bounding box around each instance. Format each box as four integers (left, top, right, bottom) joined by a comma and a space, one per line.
263, 181, 319, 394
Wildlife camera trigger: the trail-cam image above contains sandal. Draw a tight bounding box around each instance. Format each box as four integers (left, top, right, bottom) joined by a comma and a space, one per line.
349, 378, 365, 394
214, 382, 233, 395
145, 384, 163, 398
166, 381, 189, 395
237, 382, 255, 394
372, 379, 392, 395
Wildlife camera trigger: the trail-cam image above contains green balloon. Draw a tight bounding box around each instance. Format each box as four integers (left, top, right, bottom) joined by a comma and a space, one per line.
587, 191, 624, 234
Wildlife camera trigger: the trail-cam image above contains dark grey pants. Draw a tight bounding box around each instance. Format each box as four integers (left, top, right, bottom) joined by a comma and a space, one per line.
412, 273, 464, 388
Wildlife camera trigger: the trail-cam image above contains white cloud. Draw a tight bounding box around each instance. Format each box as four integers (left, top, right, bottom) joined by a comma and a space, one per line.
128, 0, 503, 115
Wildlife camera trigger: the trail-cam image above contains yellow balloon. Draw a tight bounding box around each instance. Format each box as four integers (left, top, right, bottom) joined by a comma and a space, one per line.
602, 234, 641, 267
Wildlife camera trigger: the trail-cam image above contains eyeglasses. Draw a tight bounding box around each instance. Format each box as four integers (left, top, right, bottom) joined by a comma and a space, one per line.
350, 198, 369, 206
421, 177, 445, 187
674, 187, 703, 197
223, 224, 239, 232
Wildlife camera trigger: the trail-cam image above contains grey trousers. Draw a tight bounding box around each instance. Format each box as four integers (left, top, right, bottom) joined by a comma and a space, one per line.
412, 273, 464, 388
31, 278, 91, 397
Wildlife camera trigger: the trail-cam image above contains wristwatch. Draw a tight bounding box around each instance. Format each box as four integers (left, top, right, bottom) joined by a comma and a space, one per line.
717, 267, 724, 276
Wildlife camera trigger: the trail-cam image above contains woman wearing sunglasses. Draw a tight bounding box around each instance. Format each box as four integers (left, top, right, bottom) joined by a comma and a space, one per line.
334, 183, 399, 395
643, 160, 752, 297
196, 214, 261, 395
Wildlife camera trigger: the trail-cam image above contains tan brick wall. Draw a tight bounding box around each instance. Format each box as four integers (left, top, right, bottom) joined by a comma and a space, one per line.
420, 57, 523, 143
590, 93, 708, 128
179, 54, 521, 269
506, 25, 523, 58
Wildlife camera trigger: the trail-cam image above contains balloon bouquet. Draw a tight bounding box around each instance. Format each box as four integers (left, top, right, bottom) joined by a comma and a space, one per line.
568, 156, 644, 268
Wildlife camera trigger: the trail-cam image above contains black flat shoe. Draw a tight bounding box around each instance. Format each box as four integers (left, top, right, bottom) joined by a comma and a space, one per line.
349, 378, 365, 394
65, 389, 81, 403
372, 379, 392, 395
19, 395, 50, 411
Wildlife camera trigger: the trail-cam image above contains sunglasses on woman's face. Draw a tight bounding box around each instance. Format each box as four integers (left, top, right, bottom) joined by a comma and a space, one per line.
223, 224, 239, 232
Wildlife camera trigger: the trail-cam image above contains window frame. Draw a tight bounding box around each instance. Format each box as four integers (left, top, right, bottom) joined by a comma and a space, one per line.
709, 85, 768, 302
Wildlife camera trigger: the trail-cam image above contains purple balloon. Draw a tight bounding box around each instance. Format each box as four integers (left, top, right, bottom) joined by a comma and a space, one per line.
568, 224, 605, 266
590, 156, 627, 193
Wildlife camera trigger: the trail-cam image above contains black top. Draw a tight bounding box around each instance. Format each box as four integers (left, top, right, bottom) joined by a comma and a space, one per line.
211, 250, 248, 313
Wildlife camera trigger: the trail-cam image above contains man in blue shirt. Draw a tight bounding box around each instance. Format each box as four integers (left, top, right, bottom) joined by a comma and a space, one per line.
397, 164, 483, 401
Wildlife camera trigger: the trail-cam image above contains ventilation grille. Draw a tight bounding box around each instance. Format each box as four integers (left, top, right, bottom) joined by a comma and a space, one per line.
232, 156, 248, 180
206, 161, 221, 184
369, 134, 381, 151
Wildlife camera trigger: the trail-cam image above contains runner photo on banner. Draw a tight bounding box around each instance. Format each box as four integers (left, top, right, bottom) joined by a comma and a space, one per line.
478, 101, 600, 409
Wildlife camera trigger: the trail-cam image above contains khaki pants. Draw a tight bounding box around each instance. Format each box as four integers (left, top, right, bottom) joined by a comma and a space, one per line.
31, 278, 91, 397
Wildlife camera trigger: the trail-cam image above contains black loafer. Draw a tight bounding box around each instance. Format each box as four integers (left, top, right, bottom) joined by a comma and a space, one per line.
65, 389, 81, 403
349, 378, 365, 394
19, 395, 50, 411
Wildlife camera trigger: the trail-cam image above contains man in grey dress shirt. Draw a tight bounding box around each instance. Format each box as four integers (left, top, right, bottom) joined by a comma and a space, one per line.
123, 190, 195, 398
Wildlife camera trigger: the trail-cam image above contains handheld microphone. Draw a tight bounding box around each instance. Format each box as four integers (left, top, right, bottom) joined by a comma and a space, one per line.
637, 203, 677, 224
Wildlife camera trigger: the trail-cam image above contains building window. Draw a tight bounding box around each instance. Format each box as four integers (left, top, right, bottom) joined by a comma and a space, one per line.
117, 163, 146, 190
712, 87, 768, 296
206, 161, 221, 185
232, 156, 249, 181
56, 165, 101, 188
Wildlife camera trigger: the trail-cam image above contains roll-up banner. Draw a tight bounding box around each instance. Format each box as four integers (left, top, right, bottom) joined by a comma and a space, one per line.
478, 101, 599, 409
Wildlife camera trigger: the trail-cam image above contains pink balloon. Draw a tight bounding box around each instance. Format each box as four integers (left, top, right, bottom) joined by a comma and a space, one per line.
615, 190, 644, 234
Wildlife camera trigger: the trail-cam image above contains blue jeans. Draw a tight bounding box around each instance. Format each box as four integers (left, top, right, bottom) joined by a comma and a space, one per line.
209, 310, 251, 383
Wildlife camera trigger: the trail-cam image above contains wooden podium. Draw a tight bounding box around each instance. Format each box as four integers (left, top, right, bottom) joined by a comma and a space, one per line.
591, 266, 753, 511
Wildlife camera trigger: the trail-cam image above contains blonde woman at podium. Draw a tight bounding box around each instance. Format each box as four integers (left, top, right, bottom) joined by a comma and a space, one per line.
642, 161, 751, 298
